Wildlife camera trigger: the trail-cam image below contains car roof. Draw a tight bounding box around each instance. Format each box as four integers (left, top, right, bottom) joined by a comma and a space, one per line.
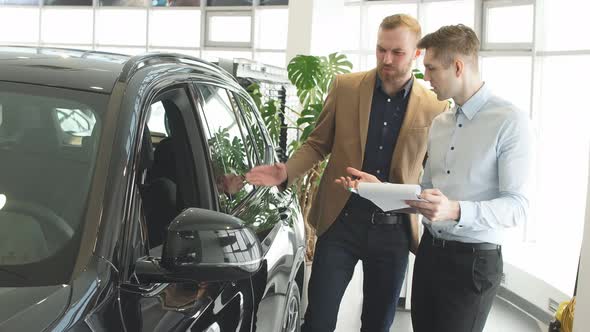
0, 46, 238, 94
0, 46, 128, 94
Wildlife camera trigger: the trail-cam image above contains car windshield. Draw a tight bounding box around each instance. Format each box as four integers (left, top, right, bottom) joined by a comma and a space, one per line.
0, 82, 108, 286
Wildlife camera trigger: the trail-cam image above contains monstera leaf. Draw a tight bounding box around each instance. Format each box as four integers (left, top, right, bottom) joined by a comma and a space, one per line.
318, 53, 353, 94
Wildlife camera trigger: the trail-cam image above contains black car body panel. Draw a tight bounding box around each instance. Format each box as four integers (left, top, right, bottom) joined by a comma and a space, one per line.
0, 46, 305, 332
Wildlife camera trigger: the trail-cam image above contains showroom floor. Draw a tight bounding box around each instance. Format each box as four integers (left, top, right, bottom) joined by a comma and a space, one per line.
303, 262, 548, 332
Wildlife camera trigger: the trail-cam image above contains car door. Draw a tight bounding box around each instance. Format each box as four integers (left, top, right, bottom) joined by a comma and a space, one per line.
117, 84, 255, 332
232, 92, 305, 332
193, 82, 304, 332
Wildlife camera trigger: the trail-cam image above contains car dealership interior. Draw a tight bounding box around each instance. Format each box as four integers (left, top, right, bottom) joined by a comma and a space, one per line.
0, 0, 589, 331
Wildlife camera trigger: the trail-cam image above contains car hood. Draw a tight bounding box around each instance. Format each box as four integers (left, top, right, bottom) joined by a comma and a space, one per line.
0, 284, 71, 331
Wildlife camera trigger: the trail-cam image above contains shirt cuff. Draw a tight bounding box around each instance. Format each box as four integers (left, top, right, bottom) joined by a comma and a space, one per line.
456, 201, 476, 228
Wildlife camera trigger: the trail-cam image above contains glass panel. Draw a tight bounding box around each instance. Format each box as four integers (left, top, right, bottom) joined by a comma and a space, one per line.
254, 51, 285, 67
486, 4, 533, 44
44, 0, 91, 5
366, 3, 417, 49
94, 46, 146, 55
503, 55, 590, 295
0, 0, 37, 5
152, 0, 199, 5
206, 0, 251, 6
481, 56, 532, 113
311, 4, 359, 54
148, 48, 200, 57
259, 0, 286, 5
202, 49, 252, 62
208, 14, 251, 43
41, 9, 93, 44
147, 101, 168, 136
0, 8, 39, 44
255, 8, 287, 49
0, 82, 106, 282
422, 0, 474, 35
197, 85, 254, 212
235, 95, 265, 164
99, 0, 149, 6
95, 9, 147, 45
149, 9, 200, 47
541, 0, 590, 51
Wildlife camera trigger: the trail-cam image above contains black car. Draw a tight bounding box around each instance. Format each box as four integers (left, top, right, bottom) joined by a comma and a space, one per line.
0, 47, 305, 332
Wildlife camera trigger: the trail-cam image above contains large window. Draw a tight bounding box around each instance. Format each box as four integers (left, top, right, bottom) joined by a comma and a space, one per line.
0, 0, 289, 67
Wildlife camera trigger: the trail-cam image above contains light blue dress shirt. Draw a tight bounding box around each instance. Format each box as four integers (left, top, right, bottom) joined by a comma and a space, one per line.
422, 83, 534, 245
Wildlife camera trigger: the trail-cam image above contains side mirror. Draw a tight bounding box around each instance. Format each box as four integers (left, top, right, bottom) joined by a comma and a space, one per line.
135, 208, 262, 283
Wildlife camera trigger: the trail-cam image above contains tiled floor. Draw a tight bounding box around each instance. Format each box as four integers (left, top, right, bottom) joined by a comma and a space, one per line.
303, 262, 547, 332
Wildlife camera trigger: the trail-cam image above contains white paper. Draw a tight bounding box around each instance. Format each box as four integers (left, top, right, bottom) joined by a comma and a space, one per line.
357, 182, 424, 211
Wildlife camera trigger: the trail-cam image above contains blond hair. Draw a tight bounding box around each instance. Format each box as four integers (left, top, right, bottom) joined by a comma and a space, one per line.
379, 14, 422, 40
417, 24, 480, 67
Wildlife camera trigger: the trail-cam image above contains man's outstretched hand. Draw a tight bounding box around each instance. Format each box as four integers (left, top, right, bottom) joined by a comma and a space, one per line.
245, 163, 288, 187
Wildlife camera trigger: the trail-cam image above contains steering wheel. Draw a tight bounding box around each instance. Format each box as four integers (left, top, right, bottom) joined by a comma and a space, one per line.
2, 199, 74, 245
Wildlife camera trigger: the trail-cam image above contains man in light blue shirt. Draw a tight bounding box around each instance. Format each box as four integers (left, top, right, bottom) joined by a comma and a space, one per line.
409, 24, 533, 332
336, 24, 533, 332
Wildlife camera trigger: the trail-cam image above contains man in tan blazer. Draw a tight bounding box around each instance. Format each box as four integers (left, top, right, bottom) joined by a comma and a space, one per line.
246, 14, 447, 332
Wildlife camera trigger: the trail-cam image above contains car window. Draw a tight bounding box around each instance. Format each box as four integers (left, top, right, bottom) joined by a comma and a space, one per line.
147, 101, 169, 137
0, 82, 107, 286
234, 94, 270, 164
196, 84, 255, 213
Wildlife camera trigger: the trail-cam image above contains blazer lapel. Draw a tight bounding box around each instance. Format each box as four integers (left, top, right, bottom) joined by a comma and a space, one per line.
359, 69, 377, 160
389, 81, 423, 180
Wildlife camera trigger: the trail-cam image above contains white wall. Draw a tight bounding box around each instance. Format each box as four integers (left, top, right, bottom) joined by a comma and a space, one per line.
286, 0, 313, 63
574, 152, 590, 331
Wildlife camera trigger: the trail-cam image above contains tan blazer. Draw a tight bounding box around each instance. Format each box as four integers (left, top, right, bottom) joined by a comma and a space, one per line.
286, 69, 447, 250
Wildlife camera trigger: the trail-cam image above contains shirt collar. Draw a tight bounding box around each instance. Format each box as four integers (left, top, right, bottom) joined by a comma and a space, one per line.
375, 75, 414, 99
455, 82, 490, 120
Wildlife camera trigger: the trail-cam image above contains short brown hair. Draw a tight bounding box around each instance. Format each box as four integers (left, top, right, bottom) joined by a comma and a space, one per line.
417, 24, 480, 67
380, 14, 421, 40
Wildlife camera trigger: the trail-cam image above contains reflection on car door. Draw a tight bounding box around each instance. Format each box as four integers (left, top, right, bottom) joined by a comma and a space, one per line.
196, 83, 300, 331
118, 85, 254, 332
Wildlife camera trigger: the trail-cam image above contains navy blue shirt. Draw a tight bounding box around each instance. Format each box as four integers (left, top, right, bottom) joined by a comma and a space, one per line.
346, 76, 413, 212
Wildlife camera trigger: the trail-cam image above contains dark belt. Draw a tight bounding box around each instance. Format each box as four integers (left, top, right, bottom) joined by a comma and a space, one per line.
342, 209, 405, 225
424, 231, 501, 252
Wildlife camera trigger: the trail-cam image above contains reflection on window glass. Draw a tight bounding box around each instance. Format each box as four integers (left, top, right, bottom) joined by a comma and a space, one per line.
99, 0, 149, 6
54, 108, 97, 146
152, 0, 199, 6
207, 0, 251, 6
259, 0, 287, 5
198, 85, 254, 212
234, 95, 263, 165
44, 0, 92, 5
0, 0, 37, 4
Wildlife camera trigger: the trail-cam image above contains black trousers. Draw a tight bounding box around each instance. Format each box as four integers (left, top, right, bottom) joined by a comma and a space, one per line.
411, 232, 503, 332
302, 211, 409, 332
